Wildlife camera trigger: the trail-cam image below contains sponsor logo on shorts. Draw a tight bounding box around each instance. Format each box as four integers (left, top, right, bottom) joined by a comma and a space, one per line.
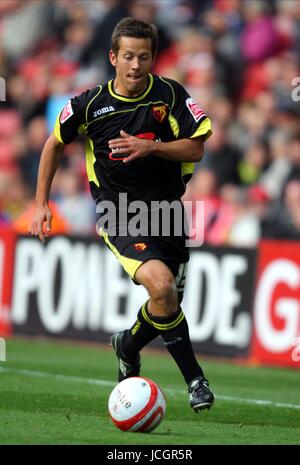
134, 243, 148, 251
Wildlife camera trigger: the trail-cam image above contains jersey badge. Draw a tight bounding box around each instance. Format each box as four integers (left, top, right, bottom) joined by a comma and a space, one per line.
186, 98, 205, 122
60, 100, 74, 124
134, 243, 148, 251
151, 104, 168, 123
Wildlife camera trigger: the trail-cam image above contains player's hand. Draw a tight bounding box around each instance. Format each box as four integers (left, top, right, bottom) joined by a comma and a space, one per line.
108, 130, 155, 164
28, 204, 52, 243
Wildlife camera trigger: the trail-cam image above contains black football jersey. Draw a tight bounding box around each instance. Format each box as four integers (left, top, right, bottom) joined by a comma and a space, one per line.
54, 74, 212, 205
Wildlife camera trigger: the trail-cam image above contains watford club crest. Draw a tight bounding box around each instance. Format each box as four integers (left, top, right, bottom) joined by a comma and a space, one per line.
151, 104, 168, 123
134, 243, 148, 251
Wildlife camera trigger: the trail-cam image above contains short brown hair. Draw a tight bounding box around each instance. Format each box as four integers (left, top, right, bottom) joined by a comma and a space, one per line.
111, 17, 158, 58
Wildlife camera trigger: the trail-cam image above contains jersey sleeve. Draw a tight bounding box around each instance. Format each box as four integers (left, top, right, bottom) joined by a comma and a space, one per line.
171, 80, 212, 142
53, 91, 89, 144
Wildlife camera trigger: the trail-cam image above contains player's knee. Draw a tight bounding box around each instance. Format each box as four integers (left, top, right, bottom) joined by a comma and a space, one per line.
135, 260, 178, 314
152, 278, 176, 300
149, 276, 177, 310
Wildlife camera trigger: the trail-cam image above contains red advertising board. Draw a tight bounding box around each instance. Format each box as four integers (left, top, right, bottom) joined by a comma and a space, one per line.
0, 226, 16, 336
251, 240, 300, 368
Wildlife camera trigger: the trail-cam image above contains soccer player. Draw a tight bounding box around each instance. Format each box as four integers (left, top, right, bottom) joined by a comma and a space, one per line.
29, 17, 214, 412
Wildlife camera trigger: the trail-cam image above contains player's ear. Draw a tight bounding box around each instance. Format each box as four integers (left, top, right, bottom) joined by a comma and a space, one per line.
109, 49, 117, 67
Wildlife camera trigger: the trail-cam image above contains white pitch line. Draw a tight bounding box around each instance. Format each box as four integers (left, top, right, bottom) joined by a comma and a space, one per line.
1, 366, 300, 411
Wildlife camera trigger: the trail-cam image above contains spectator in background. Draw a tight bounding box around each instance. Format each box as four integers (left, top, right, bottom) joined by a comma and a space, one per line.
230, 101, 270, 154
262, 180, 300, 239
241, 0, 280, 63
45, 64, 77, 134
55, 168, 96, 235
237, 140, 270, 186
0, 171, 31, 223
284, 133, 300, 186
204, 185, 262, 247
183, 168, 222, 243
18, 117, 48, 189
259, 130, 291, 200
223, 186, 262, 247
0, 0, 52, 60
200, 122, 241, 187
247, 183, 271, 229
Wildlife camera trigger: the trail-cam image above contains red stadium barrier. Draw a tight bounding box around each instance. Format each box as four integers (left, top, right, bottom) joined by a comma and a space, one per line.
251, 240, 300, 368
0, 225, 16, 337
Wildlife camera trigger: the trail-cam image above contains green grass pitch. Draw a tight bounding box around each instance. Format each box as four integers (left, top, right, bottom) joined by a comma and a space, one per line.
0, 337, 299, 445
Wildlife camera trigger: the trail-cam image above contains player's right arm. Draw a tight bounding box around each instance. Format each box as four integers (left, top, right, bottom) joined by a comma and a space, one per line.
28, 88, 94, 241
28, 133, 65, 242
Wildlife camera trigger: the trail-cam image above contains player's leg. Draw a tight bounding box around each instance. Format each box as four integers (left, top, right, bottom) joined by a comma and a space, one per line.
110, 254, 214, 411
134, 259, 203, 379
132, 259, 214, 412
102, 229, 213, 411
111, 259, 173, 382
112, 258, 187, 381
100, 231, 161, 381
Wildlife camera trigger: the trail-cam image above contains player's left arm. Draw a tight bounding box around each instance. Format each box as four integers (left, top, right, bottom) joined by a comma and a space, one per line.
109, 80, 212, 164
145, 135, 205, 162
108, 131, 205, 164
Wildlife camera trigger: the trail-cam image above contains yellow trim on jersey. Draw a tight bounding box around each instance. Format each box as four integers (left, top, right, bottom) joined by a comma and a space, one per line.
108, 74, 154, 102
99, 229, 143, 279
78, 123, 86, 136
53, 114, 64, 143
169, 114, 179, 138
191, 117, 212, 142
181, 162, 195, 178
180, 119, 212, 179
85, 137, 99, 187
86, 85, 102, 122
87, 100, 168, 127
141, 302, 185, 330
159, 76, 175, 108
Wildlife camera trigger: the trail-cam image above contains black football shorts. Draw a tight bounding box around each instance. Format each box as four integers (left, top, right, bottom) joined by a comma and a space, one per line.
96, 200, 190, 300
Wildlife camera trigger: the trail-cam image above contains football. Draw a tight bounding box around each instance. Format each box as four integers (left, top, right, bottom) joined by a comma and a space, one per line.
108, 377, 167, 433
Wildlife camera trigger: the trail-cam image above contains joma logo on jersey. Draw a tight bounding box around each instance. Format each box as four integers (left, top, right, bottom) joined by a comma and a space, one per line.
93, 106, 115, 118
151, 104, 167, 123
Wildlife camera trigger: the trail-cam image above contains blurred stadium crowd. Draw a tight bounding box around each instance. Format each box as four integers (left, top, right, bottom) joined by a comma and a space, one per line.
0, 0, 300, 246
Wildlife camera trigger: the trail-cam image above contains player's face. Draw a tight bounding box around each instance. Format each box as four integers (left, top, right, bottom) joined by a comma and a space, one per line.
109, 37, 154, 97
